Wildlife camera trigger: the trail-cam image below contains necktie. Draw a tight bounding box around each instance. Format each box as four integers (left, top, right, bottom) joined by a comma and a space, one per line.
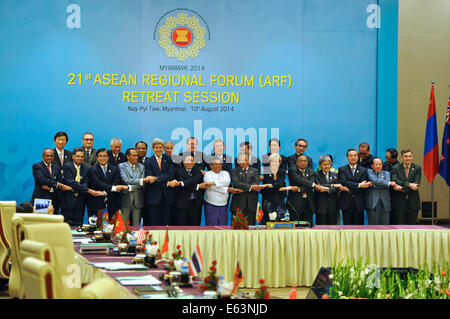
351, 167, 356, 175
244, 168, 247, 176
75, 166, 81, 197
75, 166, 81, 182
157, 157, 162, 169
405, 166, 409, 179
114, 155, 118, 164
325, 173, 329, 182
103, 166, 107, 176
187, 170, 191, 176
47, 164, 52, 175
59, 152, 64, 166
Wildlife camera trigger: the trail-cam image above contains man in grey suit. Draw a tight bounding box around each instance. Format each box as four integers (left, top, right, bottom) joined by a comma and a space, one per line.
81, 131, 99, 220
230, 153, 267, 225
118, 148, 149, 226
366, 158, 399, 225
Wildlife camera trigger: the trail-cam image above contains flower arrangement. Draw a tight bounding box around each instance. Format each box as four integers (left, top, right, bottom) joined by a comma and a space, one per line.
168, 245, 183, 271
232, 209, 249, 230
324, 258, 450, 299
144, 232, 159, 256
200, 260, 219, 292
254, 278, 270, 299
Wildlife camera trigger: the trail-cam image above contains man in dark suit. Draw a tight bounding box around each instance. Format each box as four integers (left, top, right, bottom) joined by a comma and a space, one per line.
171, 154, 204, 225
262, 138, 288, 175
144, 138, 175, 226
383, 148, 400, 224
81, 132, 99, 220
287, 138, 313, 170
52, 131, 73, 170
358, 142, 375, 169
287, 155, 322, 224
107, 138, 126, 166
61, 148, 103, 226
52, 131, 73, 214
391, 149, 421, 225
235, 141, 261, 176
136, 141, 149, 165
206, 139, 233, 175
230, 153, 266, 225
179, 137, 207, 172
81, 132, 98, 168
314, 155, 342, 225
338, 148, 373, 225
119, 148, 147, 226
88, 148, 128, 225
31, 148, 72, 207
383, 148, 400, 173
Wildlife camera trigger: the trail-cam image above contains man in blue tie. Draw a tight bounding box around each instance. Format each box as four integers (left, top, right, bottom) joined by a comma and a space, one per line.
88, 148, 128, 224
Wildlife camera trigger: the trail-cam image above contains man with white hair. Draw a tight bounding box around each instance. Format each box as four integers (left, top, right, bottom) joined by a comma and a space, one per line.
108, 137, 126, 166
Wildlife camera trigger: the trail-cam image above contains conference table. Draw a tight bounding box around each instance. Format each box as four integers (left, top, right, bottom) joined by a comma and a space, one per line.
74, 225, 450, 294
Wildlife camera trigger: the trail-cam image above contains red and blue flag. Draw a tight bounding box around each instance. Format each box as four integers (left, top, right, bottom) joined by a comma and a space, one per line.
439, 96, 450, 186
424, 85, 440, 183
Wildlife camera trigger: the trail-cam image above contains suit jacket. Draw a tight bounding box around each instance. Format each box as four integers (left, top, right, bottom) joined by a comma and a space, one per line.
391, 163, 421, 211
314, 170, 339, 215
359, 154, 374, 168
87, 163, 122, 213
107, 150, 126, 166
178, 151, 207, 171
118, 162, 145, 209
31, 161, 62, 203
174, 166, 204, 209
206, 153, 233, 175
82, 148, 98, 168
337, 164, 368, 211
287, 153, 313, 170
144, 154, 175, 206
61, 162, 89, 210
234, 156, 261, 175
287, 166, 316, 212
52, 149, 73, 170
382, 161, 399, 173
261, 169, 287, 207
230, 166, 260, 212
366, 169, 392, 211
261, 153, 288, 174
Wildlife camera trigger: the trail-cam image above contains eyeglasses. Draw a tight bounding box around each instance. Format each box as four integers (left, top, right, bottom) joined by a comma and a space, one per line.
296, 144, 307, 148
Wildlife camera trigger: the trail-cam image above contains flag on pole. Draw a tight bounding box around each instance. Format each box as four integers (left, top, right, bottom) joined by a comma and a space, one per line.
256, 201, 264, 223
102, 211, 109, 224
113, 211, 126, 235
136, 218, 145, 245
188, 244, 203, 276
289, 286, 297, 299
424, 84, 440, 183
161, 226, 169, 256
231, 262, 244, 295
439, 95, 450, 186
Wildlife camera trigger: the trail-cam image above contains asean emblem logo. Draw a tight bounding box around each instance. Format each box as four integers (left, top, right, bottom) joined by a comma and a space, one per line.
156, 11, 208, 62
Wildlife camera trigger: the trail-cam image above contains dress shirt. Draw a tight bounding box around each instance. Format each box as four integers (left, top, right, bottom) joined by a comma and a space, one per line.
203, 170, 231, 206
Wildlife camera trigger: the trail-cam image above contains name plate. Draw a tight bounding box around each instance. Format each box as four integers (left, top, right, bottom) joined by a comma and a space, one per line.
266, 222, 296, 229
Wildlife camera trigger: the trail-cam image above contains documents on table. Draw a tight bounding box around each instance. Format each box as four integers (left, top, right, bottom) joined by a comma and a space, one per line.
87, 262, 148, 271
115, 274, 161, 285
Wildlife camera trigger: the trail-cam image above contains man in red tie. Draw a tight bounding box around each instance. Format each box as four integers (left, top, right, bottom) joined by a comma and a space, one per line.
52, 132, 72, 170
391, 149, 422, 224
107, 137, 126, 166
144, 138, 175, 225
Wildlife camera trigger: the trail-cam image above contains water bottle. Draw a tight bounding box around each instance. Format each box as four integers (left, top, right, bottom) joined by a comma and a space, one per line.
217, 276, 224, 294
181, 258, 189, 274
284, 211, 290, 221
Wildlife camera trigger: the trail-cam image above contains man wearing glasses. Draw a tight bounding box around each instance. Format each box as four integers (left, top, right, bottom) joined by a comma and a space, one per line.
287, 138, 313, 170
